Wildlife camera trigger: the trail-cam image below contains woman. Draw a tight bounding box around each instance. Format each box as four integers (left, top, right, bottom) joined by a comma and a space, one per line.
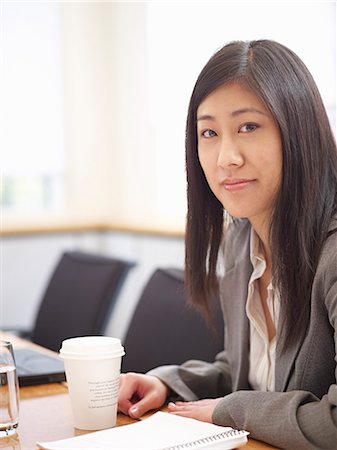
118, 40, 337, 449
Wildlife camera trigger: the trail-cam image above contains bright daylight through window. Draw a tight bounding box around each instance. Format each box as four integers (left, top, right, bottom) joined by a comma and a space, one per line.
1, 2, 335, 231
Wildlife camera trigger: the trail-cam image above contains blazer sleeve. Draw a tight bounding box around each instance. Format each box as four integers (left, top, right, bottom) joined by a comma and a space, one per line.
147, 349, 233, 401
212, 386, 337, 449
213, 232, 337, 450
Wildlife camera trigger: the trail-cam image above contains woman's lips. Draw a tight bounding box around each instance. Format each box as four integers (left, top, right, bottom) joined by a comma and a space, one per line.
221, 179, 256, 191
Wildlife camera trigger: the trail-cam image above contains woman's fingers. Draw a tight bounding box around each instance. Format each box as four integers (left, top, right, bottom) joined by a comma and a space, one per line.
167, 398, 221, 423
118, 372, 169, 418
168, 399, 217, 409
118, 374, 138, 415
128, 389, 163, 418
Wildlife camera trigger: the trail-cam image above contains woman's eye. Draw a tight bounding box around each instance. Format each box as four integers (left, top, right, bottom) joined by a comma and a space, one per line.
201, 129, 217, 138
239, 123, 258, 133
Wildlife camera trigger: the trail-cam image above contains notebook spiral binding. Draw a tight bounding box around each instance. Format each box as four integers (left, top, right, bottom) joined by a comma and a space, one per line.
162, 429, 247, 450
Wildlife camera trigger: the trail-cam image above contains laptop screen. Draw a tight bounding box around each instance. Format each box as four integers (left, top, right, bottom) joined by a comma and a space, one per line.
14, 348, 66, 387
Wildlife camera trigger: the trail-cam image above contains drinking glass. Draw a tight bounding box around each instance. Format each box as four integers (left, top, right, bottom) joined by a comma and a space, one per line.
0, 341, 19, 437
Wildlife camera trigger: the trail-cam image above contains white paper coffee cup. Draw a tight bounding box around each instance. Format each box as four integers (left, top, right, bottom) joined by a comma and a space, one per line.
59, 336, 125, 430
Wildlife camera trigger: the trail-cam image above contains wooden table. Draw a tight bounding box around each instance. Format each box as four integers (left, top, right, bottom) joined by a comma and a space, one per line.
0, 334, 277, 450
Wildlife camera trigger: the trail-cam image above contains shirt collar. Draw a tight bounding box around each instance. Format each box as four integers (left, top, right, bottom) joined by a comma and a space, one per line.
249, 227, 266, 269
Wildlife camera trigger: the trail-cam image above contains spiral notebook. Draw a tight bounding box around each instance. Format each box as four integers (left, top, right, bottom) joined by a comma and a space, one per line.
37, 411, 249, 450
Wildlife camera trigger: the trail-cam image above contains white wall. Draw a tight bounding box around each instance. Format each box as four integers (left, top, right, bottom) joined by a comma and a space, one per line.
0, 231, 184, 341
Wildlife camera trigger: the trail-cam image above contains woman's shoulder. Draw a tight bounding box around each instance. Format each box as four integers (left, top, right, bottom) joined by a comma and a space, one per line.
319, 236, 337, 273
328, 214, 337, 234
223, 218, 251, 251
221, 218, 251, 270
315, 216, 337, 304
320, 215, 337, 268
314, 218, 337, 322
224, 218, 251, 242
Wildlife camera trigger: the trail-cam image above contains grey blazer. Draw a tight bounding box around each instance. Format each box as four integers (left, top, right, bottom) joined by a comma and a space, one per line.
149, 219, 337, 449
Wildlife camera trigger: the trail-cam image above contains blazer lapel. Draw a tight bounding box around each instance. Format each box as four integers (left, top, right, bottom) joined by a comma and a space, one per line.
275, 309, 306, 391
221, 231, 252, 391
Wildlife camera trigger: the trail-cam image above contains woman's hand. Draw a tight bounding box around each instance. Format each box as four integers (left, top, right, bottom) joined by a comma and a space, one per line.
118, 372, 169, 419
167, 398, 222, 423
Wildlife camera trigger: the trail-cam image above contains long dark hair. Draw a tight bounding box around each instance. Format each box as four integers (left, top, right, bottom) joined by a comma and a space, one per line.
185, 40, 337, 348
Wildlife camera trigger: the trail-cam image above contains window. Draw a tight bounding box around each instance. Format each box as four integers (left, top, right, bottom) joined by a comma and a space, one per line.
1, 2, 335, 232
1, 2, 65, 217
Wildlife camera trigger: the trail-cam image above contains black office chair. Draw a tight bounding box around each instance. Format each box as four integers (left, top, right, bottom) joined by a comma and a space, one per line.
122, 268, 224, 373
26, 251, 134, 351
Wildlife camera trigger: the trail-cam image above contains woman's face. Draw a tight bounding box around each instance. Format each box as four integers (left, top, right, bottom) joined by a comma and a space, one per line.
197, 82, 282, 227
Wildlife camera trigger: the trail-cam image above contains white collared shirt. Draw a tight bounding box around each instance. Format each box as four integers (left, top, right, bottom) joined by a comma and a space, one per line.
246, 228, 280, 392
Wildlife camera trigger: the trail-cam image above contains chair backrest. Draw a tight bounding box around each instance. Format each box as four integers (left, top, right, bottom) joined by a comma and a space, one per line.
122, 268, 224, 373
31, 251, 134, 351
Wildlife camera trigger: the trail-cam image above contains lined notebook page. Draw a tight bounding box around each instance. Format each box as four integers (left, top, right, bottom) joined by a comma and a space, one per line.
37, 412, 249, 450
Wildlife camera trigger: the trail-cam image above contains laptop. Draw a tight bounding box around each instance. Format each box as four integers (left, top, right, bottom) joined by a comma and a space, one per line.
13, 348, 66, 387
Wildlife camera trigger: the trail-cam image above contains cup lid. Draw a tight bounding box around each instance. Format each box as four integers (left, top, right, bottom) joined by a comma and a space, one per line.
59, 336, 125, 360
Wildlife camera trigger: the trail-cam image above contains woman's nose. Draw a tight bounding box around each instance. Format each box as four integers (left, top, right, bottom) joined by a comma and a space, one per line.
217, 137, 244, 168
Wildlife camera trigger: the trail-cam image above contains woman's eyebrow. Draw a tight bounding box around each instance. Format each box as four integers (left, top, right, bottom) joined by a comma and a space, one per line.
230, 107, 267, 117
197, 108, 267, 122
197, 114, 215, 122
